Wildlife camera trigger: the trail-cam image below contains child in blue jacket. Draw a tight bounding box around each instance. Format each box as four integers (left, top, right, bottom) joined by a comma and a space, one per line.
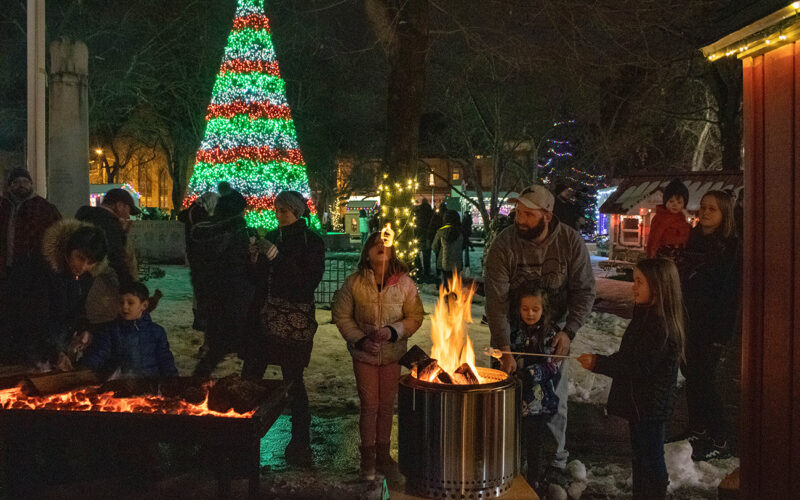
510, 286, 562, 488
82, 281, 177, 379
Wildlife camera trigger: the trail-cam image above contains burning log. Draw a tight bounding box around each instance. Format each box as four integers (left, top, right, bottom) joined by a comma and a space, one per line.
207, 375, 269, 414
399, 345, 431, 370
22, 370, 98, 397
436, 371, 453, 384
454, 363, 480, 385
417, 358, 441, 382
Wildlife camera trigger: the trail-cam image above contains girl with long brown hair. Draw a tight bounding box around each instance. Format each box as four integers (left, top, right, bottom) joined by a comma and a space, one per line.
578, 258, 684, 499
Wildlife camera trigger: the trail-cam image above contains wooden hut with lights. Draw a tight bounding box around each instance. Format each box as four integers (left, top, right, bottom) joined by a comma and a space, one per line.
701, 1, 800, 496
598, 171, 743, 269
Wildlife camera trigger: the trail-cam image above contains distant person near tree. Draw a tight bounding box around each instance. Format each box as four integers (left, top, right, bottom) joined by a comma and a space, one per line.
414, 198, 434, 278
359, 209, 369, 247
552, 184, 583, 231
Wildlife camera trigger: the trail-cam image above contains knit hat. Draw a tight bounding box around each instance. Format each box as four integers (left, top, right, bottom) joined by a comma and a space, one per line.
6, 168, 32, 185
275, 191, 309, 219
216, 190, 247, 218
195, 192, 220, 216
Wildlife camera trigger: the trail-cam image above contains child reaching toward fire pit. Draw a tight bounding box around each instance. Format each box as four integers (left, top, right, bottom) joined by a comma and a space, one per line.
81, 281, 178, 379
332, 231, 425, 482
509, 286, 563, 489
577, 258, 684, 499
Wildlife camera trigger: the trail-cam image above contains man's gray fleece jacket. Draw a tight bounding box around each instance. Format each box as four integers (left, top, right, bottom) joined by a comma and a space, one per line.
484, 219, 596, 348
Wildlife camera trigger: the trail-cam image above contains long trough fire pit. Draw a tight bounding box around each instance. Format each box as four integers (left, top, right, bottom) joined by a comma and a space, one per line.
398, 275, 520, 499
0, 374, 289, 498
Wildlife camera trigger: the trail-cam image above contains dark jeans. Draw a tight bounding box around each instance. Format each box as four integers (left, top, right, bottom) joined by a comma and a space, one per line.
629, 421, 668, 500
242, 356, 311, 446
522, 416, 549, 485
417, 245, 432, 277
682, 340, 725, 441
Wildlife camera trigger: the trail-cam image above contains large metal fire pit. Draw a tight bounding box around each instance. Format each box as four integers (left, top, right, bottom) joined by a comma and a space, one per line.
398, 366, 520, 499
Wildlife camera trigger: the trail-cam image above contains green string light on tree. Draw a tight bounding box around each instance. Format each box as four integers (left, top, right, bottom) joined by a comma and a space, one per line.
183, 0, 319, 230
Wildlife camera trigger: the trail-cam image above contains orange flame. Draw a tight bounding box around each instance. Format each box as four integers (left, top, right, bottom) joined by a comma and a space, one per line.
427, 272, 483, 383
0, 385, 254, 418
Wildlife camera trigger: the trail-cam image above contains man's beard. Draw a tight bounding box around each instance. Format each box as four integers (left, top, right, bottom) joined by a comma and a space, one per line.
516, 217, 546, 241
10, 186, 33, 200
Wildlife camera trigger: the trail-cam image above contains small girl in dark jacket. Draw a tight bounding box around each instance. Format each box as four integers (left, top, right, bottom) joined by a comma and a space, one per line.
578, 258, 684, 500
510, 286, 562, 487
82, 281, 178, 379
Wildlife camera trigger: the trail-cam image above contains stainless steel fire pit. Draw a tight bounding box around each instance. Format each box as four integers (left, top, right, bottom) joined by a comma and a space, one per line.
398, 366, 520, 499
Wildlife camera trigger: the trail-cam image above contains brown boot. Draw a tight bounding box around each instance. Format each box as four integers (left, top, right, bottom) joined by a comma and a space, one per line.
376, 442, 404, 485
360, 446, 376, 480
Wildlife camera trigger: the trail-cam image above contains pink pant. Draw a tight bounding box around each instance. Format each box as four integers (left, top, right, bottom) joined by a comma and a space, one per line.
353, 360, 401, 447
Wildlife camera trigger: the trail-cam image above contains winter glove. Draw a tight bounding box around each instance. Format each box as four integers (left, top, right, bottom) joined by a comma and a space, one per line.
256, 239, 278, 260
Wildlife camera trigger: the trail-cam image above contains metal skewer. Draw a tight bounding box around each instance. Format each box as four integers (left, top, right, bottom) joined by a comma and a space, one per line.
483, 347, 577, 360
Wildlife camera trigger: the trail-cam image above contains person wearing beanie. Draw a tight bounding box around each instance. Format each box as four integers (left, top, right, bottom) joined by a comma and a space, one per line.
0, 168, 61, 277
242, 190, 325, 466
646, 178, 692, 258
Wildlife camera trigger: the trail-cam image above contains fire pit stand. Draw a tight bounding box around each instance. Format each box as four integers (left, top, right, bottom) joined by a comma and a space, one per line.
398, 367, 520, 499
0, 378, 290, 499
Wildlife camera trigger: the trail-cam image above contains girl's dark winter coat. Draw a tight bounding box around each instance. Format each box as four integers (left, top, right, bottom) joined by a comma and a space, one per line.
81, 312, 178, 378
593, 306, 680, 422
678, 227, 740, 345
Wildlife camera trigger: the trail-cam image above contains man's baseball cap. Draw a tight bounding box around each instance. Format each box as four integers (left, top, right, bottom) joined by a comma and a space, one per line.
102, 188, 141, 215
509, 184, 554, 212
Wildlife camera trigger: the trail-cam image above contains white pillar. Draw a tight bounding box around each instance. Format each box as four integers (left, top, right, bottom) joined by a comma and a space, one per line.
47, 38, 89, 217
26, 0, 46, 196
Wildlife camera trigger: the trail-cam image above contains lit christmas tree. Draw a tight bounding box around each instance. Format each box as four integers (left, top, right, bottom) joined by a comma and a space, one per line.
183, 0, 318, 230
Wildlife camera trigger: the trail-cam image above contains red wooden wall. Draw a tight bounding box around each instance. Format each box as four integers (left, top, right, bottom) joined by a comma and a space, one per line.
741, 42, 800, 497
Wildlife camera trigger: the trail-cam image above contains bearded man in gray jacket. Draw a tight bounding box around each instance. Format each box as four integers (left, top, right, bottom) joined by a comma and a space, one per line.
484, 184, 595, 484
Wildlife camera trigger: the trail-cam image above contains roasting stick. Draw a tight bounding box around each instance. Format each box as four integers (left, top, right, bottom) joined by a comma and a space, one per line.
483, 347, 578, 360
377, 224, 395, 334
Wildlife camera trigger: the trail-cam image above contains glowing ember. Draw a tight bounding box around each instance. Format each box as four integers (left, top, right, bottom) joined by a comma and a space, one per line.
425, 272, 484, 384
0, 385, 254, 418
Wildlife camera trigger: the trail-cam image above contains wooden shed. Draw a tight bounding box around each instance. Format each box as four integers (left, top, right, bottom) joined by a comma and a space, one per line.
702, 1, 800, 496
598, 172, 743, 268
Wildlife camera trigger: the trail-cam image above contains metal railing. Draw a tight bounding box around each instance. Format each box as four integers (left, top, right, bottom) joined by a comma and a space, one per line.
314, 254, 360, 309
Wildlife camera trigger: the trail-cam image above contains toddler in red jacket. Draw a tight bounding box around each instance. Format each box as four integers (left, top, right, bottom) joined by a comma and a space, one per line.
646, 178, 691, 258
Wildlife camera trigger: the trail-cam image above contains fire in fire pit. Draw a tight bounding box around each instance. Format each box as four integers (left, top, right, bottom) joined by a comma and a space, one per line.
399, 273, 520, 499
410, 273, 498, 385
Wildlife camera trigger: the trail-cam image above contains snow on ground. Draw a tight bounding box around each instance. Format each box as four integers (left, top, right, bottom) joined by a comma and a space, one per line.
144, 255, 732, 498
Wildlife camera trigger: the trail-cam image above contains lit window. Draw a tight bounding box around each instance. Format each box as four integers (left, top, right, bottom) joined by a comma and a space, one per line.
619, 216, 641, 246
158, 170, 170, 208
429, 173, 435, 186
452, 169, 461, 181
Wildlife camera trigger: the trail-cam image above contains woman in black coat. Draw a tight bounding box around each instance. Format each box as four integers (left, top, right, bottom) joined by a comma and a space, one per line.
242, 190, 325, 466
676, 190, 739, 460
190, 189, 254, 377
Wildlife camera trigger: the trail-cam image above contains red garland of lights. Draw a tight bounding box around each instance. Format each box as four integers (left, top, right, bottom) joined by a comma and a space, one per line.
219, 59, 281, 77
196, 146, 304, 165
232, 14, 271, 32
205, 100, 291, 120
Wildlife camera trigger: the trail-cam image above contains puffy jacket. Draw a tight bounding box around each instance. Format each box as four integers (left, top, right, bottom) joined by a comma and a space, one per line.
432, 225, 464, 273
5, 220, 98, 362
484, 218, 595, 348
81, 312, 178, 378
511, 321, 561, 416
645, 206, 691, 258
593, 305, 680, 422
332, 271, 424, 365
